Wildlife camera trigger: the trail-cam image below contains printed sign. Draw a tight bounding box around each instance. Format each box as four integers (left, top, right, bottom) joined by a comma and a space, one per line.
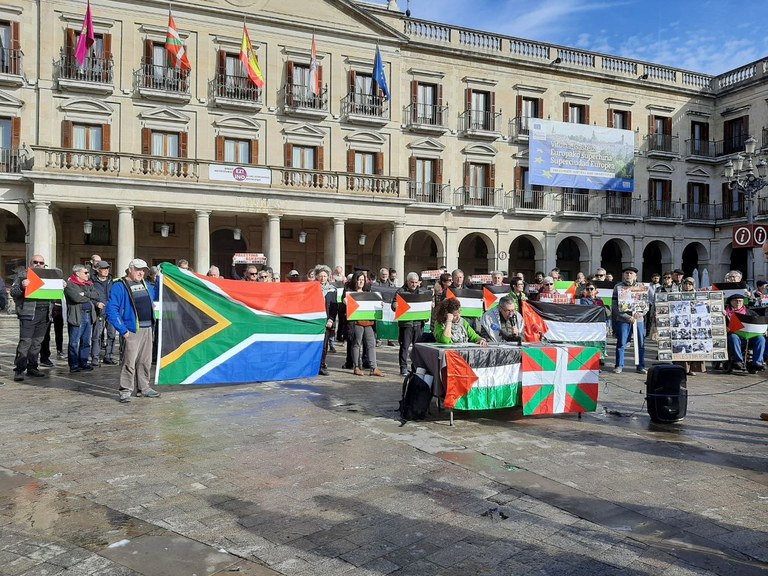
209, 164, 272, 185
655, 290, 726, 362
232, 253, 267, 265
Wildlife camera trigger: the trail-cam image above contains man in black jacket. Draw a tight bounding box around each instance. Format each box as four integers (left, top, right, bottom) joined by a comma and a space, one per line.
392, 272, 427, 376
10, 255, 52, 381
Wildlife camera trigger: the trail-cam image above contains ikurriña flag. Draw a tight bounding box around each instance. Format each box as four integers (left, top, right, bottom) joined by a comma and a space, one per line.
157, 263, 325, 385
728, 312, 768, 339
521, 345, 600, 415
523, 301, 607, 349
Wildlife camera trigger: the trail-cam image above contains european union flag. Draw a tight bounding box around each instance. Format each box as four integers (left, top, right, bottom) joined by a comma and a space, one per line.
371, 45, 390, 101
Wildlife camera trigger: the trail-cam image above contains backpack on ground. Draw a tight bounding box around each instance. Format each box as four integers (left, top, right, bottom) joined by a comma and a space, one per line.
398, 373, 433, 421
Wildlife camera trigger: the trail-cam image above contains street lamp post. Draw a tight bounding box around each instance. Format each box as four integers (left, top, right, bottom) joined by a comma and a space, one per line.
724, 136, 768, 286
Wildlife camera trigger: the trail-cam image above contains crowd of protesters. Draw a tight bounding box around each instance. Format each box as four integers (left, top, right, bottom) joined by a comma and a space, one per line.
5, 256, 768, 421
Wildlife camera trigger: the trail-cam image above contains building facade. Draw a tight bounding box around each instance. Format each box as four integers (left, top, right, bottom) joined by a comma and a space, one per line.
0, 0, 767, 282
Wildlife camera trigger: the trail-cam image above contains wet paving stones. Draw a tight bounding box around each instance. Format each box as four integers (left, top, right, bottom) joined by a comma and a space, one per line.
0, 316, 767, 574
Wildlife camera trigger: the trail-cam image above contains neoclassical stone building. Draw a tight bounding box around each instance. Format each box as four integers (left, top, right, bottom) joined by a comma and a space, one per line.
0, 0, 767, 282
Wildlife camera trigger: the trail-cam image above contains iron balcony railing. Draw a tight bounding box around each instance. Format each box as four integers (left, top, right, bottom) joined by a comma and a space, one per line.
685, 203, 716, 221
684, 139, 717, 158
510, 188, 547, 211
458, 108, 501, 133
645, 200, 680, 219
0, 46, 22, 75
341, 91, 389, 119
604, 194, 640, 217
408, 182, 448, 203
721, 203, 747, 220
454, 186, 502, 208
211, 72, 262, 103
645, 134, 678, 155
721, 134, 749, 156
0, 147, 22, 173
509, 116, 536, 139
136, 61, 191, 93
404, 102, 448, 128
558, 191, 592, 213
284, 83, 328, 111
56, 50, 114, 84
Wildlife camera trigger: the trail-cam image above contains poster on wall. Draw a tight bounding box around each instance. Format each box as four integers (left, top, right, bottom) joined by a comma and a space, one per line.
529, 119, 635, 192
654, 290, 726, 362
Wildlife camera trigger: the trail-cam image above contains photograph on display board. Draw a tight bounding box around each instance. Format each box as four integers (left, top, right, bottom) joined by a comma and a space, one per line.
616, 284, 650, 315
654, 291, 725, 362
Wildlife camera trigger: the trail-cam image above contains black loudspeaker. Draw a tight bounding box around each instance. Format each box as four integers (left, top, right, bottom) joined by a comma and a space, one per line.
645, 364, 688, 423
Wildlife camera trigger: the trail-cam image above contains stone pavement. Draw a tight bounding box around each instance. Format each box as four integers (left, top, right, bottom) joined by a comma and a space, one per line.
0, 315, 766, 575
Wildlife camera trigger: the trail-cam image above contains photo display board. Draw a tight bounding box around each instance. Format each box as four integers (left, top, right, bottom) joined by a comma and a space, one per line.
655, 290, 726, 362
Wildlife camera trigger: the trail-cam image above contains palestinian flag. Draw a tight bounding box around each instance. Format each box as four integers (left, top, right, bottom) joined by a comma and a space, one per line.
483, 285, 510, 310
446, 287, 483, 317
522, 301, 607, 351
554, 280, 578, 300
712, 282, 749, 303
157, 264, 325, 385
395, 292, 432, 321
443, 346, 522, 410
729, 312, 768, 339
521, 346, 599, 415
346, 292, 382, 321
24, 268, 64, 300
594, 280, 615, 307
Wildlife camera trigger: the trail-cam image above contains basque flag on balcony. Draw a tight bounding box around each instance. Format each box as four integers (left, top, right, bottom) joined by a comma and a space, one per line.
371, 45, 390, 101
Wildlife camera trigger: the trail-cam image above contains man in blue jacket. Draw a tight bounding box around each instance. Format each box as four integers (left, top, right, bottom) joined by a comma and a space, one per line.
106, 258, 160, 403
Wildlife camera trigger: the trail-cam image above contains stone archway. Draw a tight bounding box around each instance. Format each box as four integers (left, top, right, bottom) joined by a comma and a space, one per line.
600, 238, 632, 279
681, 241, 709, 278
0, 209, 27, 283
508, 234, 542, 281
404, 230, 442, 274
211, 228, 247, 279
556, 236, 589, 281
457, 232, 494, 275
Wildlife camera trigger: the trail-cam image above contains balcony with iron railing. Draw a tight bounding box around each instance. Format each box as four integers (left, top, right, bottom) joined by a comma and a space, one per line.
602, 194, 642, 220
283, 83, 328, 118
684, 139, 718, 160
720, 202, 748, 220
509, 116, 538, 141
55, 50, 113, 92
0, 148, 22, 173
644, 200, 681, 221
31, 146, 406, 197
508, 188, 549, 213
454, 186, 503, 209
134, 61, 191, 101
458, 109, 501, 138
554, 191, 599, 218
721, 134, 749, 156
408, 182, 449, 204
209, 73, 262, 110
684, 202, 716, 223
644, 134, 678, 157
0, 46, 23, 85
404, 102, 449, 133
341, 91, 389, 126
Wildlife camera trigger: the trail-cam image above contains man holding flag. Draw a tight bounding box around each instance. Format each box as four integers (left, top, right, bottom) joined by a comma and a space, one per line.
392, 272, 429, 376
10, 255, 54, 381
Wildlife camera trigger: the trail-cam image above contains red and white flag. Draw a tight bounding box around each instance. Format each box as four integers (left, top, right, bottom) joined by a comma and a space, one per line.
165, 10, 191, 70
308, 34, 320, 95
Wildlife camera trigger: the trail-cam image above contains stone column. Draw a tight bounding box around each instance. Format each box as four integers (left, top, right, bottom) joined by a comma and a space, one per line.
393, 221, 405, 277
545, 232, 558, 273
265, 214, 281, 272
31, 201, 50, 261
333, 217, 346, 272
634, 236, 646, 277
591, 234, 603, 274
444, 227, 458, 271
380, 225, 393, 269
194, 210, 211, 273
116, 206, 134, 274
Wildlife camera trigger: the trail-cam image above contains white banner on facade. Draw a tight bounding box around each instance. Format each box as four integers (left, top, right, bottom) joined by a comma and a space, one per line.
209, 164, 271, 185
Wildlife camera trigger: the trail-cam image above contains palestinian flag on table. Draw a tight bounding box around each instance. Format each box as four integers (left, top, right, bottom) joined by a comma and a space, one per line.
712, 282, 750, 303
521, 345, 599, 415
157, 263, 325, 385
24, 268, 64, 300
483, 285, 510, 310
394, 292, 432, 321
443, 346, 522, 410
728, 312, 768, 339
446, 287, 483, 317
522, 301, 607, 351
346, 291, 382, 321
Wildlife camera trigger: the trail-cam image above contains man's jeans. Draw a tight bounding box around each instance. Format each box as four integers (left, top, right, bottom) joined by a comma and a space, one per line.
68, 316, 93, 369
614, 320, 645, 369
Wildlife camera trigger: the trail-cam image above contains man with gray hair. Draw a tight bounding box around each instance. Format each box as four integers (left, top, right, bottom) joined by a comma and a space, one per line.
480, 295, 520, 343
392, 272, 427, 376
64, 264, 102, 372
106, 259, 161, 403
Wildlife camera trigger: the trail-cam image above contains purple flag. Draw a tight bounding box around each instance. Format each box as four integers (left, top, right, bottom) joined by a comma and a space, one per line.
74, 0, 95, 67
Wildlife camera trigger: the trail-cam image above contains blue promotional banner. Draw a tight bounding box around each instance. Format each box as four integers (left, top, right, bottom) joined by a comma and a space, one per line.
529, 119, 635, 193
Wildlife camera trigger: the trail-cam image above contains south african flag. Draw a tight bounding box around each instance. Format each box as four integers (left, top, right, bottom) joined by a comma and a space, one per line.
521, 345, 600, 415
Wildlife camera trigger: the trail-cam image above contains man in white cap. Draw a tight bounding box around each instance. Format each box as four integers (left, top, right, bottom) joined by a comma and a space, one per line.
106, 258, 161, 403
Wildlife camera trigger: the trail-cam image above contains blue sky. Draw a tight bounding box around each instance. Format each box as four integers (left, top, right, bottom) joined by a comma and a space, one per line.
385, 0, 768, 75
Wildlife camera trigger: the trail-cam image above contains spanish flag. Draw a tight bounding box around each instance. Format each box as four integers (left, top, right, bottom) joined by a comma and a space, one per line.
239, 23, 264, 88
